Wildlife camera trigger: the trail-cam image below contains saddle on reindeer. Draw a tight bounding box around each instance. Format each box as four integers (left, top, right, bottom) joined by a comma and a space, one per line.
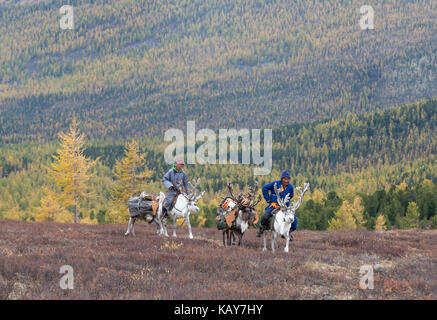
216, 182, 261, 246
158, 178, 205, 239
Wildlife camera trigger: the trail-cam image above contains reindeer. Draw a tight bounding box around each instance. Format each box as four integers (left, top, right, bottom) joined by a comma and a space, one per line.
217, 182, 261, 246
160, 178, 205, 239
263, 182, 309, 253
124, 192, 165, 237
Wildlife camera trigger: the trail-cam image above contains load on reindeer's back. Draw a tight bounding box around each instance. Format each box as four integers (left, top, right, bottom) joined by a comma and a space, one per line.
216, 182, 261, 246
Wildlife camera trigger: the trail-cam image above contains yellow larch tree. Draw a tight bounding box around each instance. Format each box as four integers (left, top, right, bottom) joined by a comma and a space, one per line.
35, 188, 72, 223
352, 196, 366, 228
374, 214, 387, 231
111, 139, 151, 203
328, 200, 357, 230
4, 204, 24, 221
47, 118, 97, 223
311, 189, 326, 204
108, 140, 151, 223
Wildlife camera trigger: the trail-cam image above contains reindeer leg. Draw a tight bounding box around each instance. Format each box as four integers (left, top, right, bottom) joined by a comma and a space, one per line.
271, 232, 277, 252
223, 231, 226, 247
164, 216, 169, 235
185, 215, 193, 239
263, 232, 267, 251
231, 231, 236, 245
227, 230, 232, 246
124, 217, 132, 236
284, 229, 290, 253
154, 216, 162, 235
131, 218, 136, 237
161, 215, 169, 237
238, 231, 243, 246
172, 215, 177, 237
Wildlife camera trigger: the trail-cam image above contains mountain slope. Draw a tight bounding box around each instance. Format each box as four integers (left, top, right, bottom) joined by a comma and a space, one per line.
0, 0, 436, 142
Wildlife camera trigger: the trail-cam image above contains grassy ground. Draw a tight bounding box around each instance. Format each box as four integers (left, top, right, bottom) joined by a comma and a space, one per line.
0, 220, 435, 299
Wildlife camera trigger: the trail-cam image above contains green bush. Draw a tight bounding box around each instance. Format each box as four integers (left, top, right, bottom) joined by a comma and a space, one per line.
430, 215, 437, 229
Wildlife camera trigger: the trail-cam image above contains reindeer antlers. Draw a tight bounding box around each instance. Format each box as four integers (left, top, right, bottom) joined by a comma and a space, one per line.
227, 182, 261, 208
274, 183, 291, 209
289, 182, 310, 213
189, 178, 200, 196
247, 182, 261, 208
188, 178, 204, 201
226, 182, 237, 201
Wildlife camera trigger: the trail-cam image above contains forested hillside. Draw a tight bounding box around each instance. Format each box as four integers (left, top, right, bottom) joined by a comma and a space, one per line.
84, 98, 437, 193
0, 99, 436, 228
0, 0, 436, 142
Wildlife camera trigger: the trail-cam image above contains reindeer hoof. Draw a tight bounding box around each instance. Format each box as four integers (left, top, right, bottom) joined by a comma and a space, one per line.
189, 235, 194, 239
262, 248, 267, 252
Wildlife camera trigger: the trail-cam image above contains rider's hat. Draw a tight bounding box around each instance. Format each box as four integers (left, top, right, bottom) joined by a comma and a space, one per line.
281, 171, 291, 179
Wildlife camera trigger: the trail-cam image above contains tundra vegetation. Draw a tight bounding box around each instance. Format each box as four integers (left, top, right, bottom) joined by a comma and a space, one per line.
0, 220, 435, 299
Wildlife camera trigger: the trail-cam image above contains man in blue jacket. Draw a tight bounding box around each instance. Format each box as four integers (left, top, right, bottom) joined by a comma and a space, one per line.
162, 158, 189, 217
256, 171, 296, 237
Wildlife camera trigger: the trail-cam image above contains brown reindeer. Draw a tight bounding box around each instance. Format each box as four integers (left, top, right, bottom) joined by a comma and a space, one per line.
216, 182, 261, 246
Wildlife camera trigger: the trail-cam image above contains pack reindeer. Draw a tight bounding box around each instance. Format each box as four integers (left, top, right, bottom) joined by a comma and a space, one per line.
263, 182, 309, 253
160, 178, 205, 239
217, 182, 261, 246
124, 192, 165, 237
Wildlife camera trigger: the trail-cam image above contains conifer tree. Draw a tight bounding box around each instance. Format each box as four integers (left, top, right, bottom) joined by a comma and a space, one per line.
352, 196, 366, 228
374, 214, 387, 231
111, 139, 151, 205
401, 202, 421, 229
328, 200, 357, 230
47, 118, 97, 223
108, 140, 151, 223
35, 188, 72, 223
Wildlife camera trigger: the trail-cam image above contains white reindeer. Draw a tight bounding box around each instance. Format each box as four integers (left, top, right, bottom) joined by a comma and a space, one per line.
160, 178, 205, 239
263, 182, 309, 253
124, 192, 165, 237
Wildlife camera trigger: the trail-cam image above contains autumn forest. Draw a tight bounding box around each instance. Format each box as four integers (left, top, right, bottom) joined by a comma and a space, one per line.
0, 0, 436, 231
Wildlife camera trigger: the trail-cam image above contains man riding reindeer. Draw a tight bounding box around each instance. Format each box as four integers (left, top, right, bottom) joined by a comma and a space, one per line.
162, 158, 189, 218
256, 171, 297, 238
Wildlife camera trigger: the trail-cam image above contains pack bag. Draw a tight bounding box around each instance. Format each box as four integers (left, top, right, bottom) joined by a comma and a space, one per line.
216, 215, 228, 230
128, 194, 157, 218
216, 208, 238, 230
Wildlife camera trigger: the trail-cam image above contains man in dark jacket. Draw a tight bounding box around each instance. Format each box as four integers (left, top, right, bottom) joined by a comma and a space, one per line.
256, 171, 296, 237
162, 158, 189, 216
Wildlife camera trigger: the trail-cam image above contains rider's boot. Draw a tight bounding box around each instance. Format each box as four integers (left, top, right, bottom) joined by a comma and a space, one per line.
256, 224, 264, 237
162, 207, 168, 219
289, 229, 295, 241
